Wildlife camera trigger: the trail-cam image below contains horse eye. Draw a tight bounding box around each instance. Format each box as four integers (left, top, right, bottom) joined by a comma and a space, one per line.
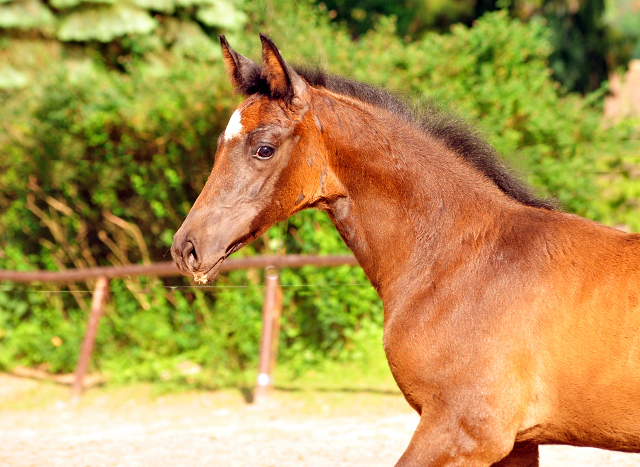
255, 146, 275, 160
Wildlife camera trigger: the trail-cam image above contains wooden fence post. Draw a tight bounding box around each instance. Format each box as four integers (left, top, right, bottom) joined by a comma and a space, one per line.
71, 275, 109, 401
254, 266, 283, 403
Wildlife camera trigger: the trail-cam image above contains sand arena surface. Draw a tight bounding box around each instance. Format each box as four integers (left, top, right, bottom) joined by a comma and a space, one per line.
1, 374, 639, 467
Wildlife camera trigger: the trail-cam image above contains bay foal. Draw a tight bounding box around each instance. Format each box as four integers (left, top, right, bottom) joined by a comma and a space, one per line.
172, 35, 640, 466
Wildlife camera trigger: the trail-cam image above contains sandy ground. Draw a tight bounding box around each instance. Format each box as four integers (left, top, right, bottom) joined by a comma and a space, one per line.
0, 374, 639, 467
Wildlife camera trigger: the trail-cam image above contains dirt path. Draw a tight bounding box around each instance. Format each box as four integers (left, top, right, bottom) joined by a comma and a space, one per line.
0, 374, 639, 467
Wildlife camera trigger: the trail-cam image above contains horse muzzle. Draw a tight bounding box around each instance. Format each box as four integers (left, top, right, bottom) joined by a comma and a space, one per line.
171, 230, 227, 284
171, 206, 258, 283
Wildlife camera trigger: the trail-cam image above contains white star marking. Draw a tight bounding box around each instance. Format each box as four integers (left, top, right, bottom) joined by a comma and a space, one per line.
224, 109, 243, 141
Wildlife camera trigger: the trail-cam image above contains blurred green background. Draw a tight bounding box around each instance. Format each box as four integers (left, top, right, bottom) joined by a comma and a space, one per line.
0, 0, 638, 390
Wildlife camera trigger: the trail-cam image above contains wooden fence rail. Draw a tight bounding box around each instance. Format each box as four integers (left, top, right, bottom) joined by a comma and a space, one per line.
0, 255, 358, 282
0, 254, 359, 401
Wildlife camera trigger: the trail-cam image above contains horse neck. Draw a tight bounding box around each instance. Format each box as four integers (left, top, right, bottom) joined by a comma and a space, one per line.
313, 92, 518, 304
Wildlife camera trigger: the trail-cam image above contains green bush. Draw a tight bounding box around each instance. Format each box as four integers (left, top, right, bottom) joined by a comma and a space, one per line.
0, 1, 637, 386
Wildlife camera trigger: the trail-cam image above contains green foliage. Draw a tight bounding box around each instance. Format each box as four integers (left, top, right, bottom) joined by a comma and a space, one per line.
0, 0, 55, 31
314, 0, 626, 93
0, 0, 247, 88
544, 0, 609, 93
0, 1, 638, 388
605, 0, 640, 61
0, 64, 27, 88
57, 4, 158, 42
312, 0, 476, 37
196, 0, 248, 30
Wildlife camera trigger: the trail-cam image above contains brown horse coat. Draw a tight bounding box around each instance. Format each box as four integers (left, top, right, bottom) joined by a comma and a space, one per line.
171, 35, 640, 466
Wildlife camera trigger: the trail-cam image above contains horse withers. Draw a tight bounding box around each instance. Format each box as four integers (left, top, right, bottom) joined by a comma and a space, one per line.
171, 34, 640, 466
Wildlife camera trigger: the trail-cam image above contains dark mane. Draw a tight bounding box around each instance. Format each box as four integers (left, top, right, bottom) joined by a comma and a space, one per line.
244, 64, 555, 210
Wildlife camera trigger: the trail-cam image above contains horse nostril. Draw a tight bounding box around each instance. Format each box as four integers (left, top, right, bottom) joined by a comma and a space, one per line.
184, 240, 198, 269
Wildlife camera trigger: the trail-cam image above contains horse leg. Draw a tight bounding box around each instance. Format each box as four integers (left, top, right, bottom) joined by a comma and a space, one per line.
491, 443, 538, 467
394, 414, 515, 467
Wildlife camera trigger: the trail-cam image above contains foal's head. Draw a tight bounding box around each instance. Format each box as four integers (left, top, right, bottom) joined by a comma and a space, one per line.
172, 35, 338, 283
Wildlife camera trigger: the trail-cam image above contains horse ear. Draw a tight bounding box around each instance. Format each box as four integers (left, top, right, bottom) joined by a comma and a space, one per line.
259, 33, 307, 102
220, 35, 262, 95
